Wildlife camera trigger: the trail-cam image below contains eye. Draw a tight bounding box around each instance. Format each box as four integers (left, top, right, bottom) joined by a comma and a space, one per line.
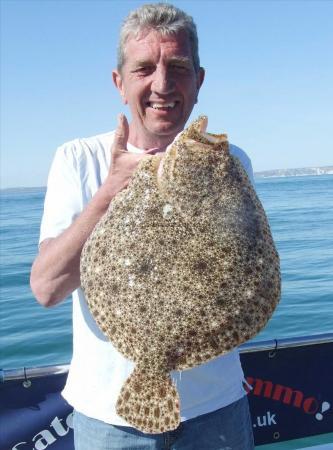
133, 66, 154, 75
169, 63, 191, 74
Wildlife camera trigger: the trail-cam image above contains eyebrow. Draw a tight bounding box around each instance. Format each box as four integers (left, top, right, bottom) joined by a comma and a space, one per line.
168, 56, 193, 65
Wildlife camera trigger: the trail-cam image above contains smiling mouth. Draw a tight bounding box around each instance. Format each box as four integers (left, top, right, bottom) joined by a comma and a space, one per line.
147, 102, 177, 110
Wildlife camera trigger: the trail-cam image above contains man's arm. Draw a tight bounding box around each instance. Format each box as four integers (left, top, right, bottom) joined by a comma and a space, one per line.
30, 115, 157, 307
30, 188, 117, 307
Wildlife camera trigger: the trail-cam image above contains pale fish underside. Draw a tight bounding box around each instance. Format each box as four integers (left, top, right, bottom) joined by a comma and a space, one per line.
80, 116, 281, 434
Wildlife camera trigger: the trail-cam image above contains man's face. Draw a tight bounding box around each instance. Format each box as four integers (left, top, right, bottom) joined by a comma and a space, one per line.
113, 29, 205, 146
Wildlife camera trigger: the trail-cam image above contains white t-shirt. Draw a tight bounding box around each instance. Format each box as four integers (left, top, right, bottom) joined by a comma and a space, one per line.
40, 130, 254, 426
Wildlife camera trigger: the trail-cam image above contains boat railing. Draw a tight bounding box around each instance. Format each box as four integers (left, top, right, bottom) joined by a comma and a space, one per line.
1, 332, 332, 382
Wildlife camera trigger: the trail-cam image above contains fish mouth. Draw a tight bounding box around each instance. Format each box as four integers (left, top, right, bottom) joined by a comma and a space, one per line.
202, 132, 223, 144
196, 116, 228, 144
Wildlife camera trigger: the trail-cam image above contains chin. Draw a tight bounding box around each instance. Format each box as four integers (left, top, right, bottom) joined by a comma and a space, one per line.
150, 122, 184, 138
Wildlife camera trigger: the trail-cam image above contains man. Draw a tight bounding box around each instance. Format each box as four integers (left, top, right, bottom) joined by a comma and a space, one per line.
31, 3, 255, 449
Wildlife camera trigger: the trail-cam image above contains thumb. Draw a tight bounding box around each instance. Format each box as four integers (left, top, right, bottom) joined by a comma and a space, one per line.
112, 113, 129, 158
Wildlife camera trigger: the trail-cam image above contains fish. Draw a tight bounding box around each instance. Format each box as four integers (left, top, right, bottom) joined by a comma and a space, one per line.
80, 116, 281, 434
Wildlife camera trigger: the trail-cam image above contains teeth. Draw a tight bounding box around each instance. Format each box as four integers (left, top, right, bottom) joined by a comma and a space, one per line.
150, 102, 176, 109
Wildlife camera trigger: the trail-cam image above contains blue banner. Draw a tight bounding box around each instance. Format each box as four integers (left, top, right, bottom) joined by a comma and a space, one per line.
241, 338, 333, 445
1, 336, 332, 449
0, 372, 73, 450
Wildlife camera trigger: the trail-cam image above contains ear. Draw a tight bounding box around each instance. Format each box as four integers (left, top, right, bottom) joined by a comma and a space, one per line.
112, 69, 128, 105
194, 67, 205, 104
197, 67, 205, 90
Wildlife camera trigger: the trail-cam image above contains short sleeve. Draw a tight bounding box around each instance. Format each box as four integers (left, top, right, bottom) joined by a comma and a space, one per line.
240, 153, 255, 185
39, 144, 82, 245
230, 144, 255, 186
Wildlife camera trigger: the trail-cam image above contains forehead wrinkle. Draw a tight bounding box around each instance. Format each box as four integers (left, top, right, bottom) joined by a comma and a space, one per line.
130, 55, 193, 70
123, 30, 194, 69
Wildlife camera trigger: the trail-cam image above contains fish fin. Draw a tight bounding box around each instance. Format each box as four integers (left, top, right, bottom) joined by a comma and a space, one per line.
116, 367, 180, 434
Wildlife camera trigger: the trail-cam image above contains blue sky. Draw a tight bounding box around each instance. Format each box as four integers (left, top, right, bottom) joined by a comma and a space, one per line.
1, 0, 332, 188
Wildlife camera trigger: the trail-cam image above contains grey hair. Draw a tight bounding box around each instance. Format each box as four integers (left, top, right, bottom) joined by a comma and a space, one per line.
117, 3, 200, 72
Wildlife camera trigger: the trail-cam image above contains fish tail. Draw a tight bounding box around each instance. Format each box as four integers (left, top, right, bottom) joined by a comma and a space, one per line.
116, 367, 180, 434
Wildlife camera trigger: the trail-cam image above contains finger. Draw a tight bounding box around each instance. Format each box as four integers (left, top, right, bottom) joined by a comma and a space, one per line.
144, 147, 165, 155
112, 114, 129, 158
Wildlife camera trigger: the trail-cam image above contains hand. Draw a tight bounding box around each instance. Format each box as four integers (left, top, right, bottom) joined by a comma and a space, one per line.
105, 114, 162, 197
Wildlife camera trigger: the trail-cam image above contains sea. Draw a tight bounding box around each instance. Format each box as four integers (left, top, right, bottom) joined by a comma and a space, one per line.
1, 175, 333, 449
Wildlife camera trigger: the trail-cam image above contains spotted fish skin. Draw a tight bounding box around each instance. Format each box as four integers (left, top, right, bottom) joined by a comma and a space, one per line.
80, 116, 281, 434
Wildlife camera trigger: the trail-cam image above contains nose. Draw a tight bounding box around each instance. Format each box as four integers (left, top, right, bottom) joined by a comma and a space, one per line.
151, 66, 175, 95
